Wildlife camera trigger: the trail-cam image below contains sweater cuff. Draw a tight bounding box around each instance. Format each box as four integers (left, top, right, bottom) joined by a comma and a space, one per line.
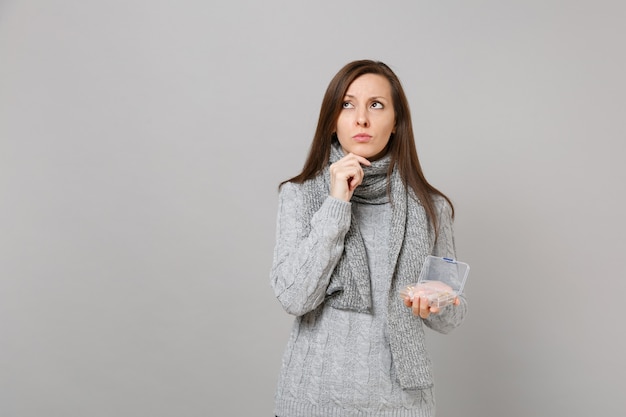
310, 196, 352, 234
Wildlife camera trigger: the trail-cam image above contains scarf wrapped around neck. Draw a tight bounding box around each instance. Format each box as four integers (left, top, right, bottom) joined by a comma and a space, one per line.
301, 141, 435, 390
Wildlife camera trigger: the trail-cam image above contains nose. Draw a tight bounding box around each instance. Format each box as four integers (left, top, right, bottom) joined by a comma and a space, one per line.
356, 108, 369, 127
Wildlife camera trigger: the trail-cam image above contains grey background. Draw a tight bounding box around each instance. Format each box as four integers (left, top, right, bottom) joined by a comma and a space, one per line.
1, 1, 625, 416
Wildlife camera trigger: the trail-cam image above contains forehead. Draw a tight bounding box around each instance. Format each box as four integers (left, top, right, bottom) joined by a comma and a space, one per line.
345, 73, 392, 97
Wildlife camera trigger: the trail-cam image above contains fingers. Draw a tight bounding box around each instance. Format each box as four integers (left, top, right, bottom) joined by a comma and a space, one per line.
403, 296, 412, 307
350, 154, 372, 167
332, 154, 369, 186
329, 153, 370, 201
411, 296, 432, 319
406, 296, 446, 318
405, 285, 460, 318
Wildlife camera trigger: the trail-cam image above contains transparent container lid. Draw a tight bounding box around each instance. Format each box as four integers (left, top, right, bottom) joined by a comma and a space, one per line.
399, 256, 470, 308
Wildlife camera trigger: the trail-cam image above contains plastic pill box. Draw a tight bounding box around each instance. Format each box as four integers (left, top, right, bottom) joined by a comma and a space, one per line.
399, 256, 470, 308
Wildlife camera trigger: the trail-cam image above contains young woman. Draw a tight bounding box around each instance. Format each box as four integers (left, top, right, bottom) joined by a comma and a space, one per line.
270, 60, 468, 417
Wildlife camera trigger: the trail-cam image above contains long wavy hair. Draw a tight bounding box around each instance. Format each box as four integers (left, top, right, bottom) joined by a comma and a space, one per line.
281, 59, 454, 237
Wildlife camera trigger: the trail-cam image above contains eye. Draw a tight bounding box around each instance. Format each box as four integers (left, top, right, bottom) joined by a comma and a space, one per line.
370, 101, 384, 109
342, 101, 354, 109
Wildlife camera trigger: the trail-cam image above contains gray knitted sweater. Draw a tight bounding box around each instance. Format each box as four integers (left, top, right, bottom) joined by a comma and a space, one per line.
270, 182, 468, 417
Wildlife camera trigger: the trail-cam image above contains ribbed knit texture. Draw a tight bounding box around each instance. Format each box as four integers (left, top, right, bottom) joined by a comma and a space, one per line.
270, 143, 468, 416
300, 142, 433, 389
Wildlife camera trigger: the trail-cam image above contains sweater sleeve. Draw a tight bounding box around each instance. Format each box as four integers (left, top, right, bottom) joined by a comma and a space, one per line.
270, 182, 352, 316
423, 197, 468, 334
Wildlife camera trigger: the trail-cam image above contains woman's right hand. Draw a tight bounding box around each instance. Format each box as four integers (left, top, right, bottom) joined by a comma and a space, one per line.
329, 153, 371, 202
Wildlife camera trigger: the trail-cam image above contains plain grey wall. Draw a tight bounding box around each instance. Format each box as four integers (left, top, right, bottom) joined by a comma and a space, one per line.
1, 1, 625, 416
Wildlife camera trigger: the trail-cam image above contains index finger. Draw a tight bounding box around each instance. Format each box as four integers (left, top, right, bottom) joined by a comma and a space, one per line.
344, 153, 371, 167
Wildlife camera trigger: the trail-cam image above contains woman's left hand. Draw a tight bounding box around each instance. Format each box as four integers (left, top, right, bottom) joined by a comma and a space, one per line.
403, 295, 460, 319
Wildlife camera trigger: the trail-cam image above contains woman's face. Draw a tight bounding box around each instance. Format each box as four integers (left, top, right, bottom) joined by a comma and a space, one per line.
335, 73, 396, 160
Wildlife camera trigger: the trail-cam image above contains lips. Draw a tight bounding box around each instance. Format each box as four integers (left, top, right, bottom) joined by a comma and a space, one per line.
353, 133, 372, 143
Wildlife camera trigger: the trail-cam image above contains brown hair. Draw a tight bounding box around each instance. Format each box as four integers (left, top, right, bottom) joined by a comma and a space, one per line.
281, 59, 454, 237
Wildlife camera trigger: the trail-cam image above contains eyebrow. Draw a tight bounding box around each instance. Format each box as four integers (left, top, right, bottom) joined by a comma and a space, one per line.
344, 94, 389, 102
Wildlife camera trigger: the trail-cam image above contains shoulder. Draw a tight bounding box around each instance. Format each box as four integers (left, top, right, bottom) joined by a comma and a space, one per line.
431, 194, 450, 210
430, 193, 454, 220
412, 192, 450, 212
278, 177, 327, 208
278, 181, 304, 205
278, 180, 313, 197
279, 173, 327, 197
279, 181, 300, 194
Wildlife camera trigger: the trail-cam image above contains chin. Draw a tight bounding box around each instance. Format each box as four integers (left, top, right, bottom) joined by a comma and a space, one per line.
340, 141, 389, 160
360, 147, 388, 161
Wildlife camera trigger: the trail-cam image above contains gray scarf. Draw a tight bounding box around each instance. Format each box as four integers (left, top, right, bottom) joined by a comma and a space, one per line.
302, 141, 435, 390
